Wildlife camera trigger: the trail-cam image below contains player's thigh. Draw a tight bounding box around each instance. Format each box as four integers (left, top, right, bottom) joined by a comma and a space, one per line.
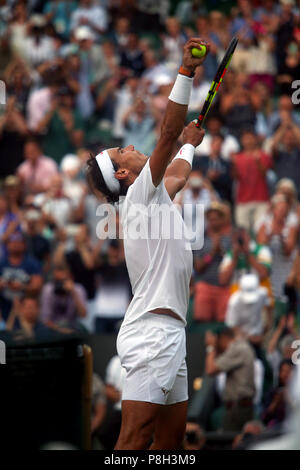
118, 399, 161, 440
152, 400, 188, 449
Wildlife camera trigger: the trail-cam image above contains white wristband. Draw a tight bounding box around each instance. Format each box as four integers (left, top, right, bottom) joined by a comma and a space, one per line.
169, 74, 193, 105
173, 144, 195, 168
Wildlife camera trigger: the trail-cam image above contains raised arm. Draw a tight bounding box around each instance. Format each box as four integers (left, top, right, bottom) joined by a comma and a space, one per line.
149, 38, 209, 187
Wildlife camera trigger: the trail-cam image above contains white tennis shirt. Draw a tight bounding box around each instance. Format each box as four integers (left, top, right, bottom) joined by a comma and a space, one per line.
120, 160, 193, 327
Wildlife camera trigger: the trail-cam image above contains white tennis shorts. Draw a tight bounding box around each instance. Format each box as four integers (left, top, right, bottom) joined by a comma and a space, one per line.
116, 312, 188, 405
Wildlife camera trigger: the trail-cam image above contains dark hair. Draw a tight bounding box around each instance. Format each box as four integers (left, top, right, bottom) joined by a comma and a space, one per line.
218, 327, 235, 340
20, 292, 39, 304
212, 132, 224, 141
279, 359, 293, 370
25, 135, 42, 147
86, 154, 127, 203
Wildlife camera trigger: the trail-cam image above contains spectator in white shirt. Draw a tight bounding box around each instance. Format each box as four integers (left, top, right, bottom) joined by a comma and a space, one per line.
23, 15, 55, 68
98, 355, 126, 449
225, 273, 272, 345
70, 0, 108, 37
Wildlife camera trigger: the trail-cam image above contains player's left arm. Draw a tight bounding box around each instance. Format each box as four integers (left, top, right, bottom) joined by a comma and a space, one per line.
164, 122, 205, 200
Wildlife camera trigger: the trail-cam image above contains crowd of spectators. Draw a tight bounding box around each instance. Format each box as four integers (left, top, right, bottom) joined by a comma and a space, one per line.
1, 0, 300, 449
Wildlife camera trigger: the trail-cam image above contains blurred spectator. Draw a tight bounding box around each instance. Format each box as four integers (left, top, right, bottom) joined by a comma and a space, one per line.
247, 17, 276, 91
232, 420, 265, 449
196, 134, 233, 203
188, 66, 210, 113
109, 16, 130, 50
273, 178, 300, 222
193, 202, 232, 322
0, 232, 43, 323
8, 1, 28, 57
162, 17, 186, 76
53, 224, 96, 300
219, 227, 273, 297
113, 76, 139, 140
232, 129, 272, 231
6, 293, 54, 340
37, 85, 85, 164
225, 274, 272, 346
262, 359, 294, 428
40, 263, 87, 331
194, 114, 239, 161
142, 49, 171, 94
3, 175, 23, 218
73, 25, 109, 118
4, 59, 31, 115
0, 96, 28, 178
267, 315, 300, 384
26, 65, 62, 131
179, 169, 218, 213
270, 117, 300, 198
40, 174, 76, 228
70, 0, 108, 37
60, 153, 86, 206
22, 208, 51, 267
268, 95, 300, 136
43, 0, 78, 40
0, 193, 20, 261
182, 422, 207, 451
93, 240, 131, 333
17, 137, 58, 195
98, 354, 126, 449
193, 15, 219, 81
120, 31, 145, 78
257, 194, 298, 298
221, 87, 257, 139
22, 14, 55, 68
205, 327, 256, 432
91, 372, 107, 448
122, 97, 157, 155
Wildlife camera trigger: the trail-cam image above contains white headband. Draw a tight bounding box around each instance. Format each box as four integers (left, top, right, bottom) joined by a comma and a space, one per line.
95, 150, 120, 194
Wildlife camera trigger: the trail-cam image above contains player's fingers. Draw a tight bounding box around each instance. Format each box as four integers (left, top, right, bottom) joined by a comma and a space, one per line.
186, 38, 210, 52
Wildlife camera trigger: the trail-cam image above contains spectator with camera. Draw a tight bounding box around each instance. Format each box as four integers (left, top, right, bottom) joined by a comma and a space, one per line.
205, 327, 256, 432
0, 232, 43, 324
182, 422, 207, 451
219, 227, 273, 298
225, 273, 273, 348
40, 263, 87, 331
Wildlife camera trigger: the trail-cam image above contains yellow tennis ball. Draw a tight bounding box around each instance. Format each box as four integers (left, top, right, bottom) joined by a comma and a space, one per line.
191, 45, 206, 58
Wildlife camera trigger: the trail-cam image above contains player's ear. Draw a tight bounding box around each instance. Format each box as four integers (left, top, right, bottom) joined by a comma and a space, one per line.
115, 168, 129, 181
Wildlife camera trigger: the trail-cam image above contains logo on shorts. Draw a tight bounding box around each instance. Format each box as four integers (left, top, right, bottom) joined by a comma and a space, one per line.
161, 387, 170, 396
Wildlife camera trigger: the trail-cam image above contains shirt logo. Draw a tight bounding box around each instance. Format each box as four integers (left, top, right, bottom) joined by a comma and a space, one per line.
161, 387, 170, 396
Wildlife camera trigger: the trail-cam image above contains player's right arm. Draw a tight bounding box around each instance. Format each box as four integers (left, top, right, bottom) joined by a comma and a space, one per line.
149, 38, 209, 187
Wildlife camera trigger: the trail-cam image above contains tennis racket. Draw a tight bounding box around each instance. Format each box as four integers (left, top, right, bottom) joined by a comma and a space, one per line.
195, 36, 239, 128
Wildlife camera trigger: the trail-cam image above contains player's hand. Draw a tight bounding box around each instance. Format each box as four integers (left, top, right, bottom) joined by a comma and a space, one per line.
182, 38, 210, 74
183, 121, 205, 147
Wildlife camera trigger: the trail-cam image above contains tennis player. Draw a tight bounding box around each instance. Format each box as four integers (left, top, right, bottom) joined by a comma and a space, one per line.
86, 38, 209, 450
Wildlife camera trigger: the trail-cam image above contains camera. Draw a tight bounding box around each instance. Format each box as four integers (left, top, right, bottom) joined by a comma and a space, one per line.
185, 431, 199, 444
54, 280, 66, 296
